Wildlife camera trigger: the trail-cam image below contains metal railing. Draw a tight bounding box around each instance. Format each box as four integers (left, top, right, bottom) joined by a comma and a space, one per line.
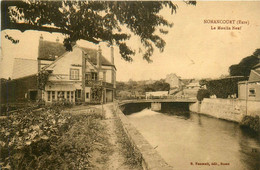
85, 80, 114, 89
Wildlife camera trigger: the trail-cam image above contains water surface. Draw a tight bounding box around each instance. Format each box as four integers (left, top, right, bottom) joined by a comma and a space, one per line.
127, 108, 260, 170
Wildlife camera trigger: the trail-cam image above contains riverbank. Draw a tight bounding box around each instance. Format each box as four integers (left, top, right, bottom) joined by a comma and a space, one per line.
0, 104, 142, 170
115, 102, 173, 170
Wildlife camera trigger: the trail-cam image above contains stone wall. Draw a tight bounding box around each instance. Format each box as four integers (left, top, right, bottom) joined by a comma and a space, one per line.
189, 98, 260, 122
115, 103, 172, 170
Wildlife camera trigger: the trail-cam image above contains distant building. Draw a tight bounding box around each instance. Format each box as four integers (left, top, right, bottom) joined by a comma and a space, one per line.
238, 63, 260, 101
180, 79, 201, 99
186, 80, 200, 90
165, 73, 183, 89
1, 35, 116, 104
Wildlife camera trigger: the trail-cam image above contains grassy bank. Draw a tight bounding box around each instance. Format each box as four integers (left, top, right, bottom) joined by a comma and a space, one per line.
0, 105, 108, 169
114, 113, 142, 169
240, 115, 260, 133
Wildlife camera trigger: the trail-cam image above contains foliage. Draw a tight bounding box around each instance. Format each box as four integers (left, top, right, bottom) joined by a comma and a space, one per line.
37, 70, 51, 90
196, 89, 210, 101
229, 48, 260, 77
204, 77, 248, 98
2, 1, 196, 62
116, 79, 170, 99
144, 80, 170, 92
199, 79, 209, 86
240, 115, 260, 132
115, 119, 142, 169
0, 105, 106, 169
91, 85, 103, 103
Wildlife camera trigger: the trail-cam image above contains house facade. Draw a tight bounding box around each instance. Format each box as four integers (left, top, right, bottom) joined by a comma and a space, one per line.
238, 64, 260, 101
165, 73, 183, 89
40, 39, 116, 104
2, 36, 116, 104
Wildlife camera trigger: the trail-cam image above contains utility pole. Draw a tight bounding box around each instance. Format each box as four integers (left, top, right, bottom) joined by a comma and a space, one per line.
82, 51, 86, 102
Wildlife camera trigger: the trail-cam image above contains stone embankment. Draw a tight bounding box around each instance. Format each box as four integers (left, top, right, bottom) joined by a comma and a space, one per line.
189, 98, 260, 122
113, 102, 173, 170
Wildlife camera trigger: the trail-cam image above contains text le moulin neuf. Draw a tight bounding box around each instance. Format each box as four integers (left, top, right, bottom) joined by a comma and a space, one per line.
204, 19, 249, 30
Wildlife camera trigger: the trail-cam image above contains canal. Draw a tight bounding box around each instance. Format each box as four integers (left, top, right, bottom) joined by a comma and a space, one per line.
122, 103, 260, 170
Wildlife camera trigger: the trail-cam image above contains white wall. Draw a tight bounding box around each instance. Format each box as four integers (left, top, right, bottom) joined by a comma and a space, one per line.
48, 47, 83, 82
101, 65, 113, 83
190, 98, 260, 122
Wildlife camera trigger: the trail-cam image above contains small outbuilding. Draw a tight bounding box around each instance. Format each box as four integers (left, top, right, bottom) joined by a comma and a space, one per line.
238, 64, 260, 101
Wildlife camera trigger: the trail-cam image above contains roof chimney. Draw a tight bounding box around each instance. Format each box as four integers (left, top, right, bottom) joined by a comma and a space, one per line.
97, 45, 102, 69
110, 45, 114, 65
97, 46, 102, 80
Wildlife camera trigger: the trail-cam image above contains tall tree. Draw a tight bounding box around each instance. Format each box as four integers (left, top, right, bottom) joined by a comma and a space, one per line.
1, 0, 196, 62
229, 49, 260, 77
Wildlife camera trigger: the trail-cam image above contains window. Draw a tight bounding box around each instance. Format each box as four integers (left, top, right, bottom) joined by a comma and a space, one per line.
91, 72, 97, 80
67, 91, 70, 100
249, 88, 256, 97
52, 91, 55, 101
71, 91, 74, 100
58, 91, 64, 99
70, 69, 79, 80
47, 91, 51, 101
85, 73, 91, 81
86, 92, 89, 99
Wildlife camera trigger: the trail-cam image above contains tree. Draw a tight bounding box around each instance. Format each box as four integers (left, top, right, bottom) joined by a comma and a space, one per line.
144, 80, 170, 92
229, 48, 260, 77
1, 1, 196, 62
197, 89, 210, 102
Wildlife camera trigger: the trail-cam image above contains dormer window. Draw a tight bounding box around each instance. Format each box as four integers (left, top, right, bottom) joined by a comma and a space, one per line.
70, 68, 79, 80
91, 72, 97, 81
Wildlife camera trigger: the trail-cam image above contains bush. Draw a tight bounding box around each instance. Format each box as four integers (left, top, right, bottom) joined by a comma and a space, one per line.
0, 105, 105, 169
240, 115, 260, 132
205, 77, 248, 98
197, 89, 210, 101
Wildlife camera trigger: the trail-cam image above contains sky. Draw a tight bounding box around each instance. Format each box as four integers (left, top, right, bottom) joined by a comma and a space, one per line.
1, 1, 260, 82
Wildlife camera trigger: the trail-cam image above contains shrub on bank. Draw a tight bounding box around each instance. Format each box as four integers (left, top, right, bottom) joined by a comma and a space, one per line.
197, 89, 210, 102
240, 115, 260, 132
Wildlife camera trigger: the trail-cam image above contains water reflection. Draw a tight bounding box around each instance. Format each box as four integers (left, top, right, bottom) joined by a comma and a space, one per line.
126, 108, 260, 170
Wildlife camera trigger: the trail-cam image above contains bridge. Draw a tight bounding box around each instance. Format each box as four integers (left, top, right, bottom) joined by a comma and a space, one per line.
118, 98, 197, 111
119, 98, 197, 104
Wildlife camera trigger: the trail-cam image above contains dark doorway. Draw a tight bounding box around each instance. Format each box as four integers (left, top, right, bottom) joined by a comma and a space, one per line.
75, 89, 81, 102
29, 90, 37, 101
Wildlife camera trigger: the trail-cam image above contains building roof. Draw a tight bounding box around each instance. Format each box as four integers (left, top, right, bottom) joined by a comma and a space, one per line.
38, 40, 67, 61
38, 40, 115, 68
181, 79, 192, 85
80, 47, 114, 67
253, 63, 260, 69
12, 58, 37, 79
248, 70, 260, 82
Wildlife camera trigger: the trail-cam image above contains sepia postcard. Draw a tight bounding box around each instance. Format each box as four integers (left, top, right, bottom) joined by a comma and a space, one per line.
0, 1, 260, 170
